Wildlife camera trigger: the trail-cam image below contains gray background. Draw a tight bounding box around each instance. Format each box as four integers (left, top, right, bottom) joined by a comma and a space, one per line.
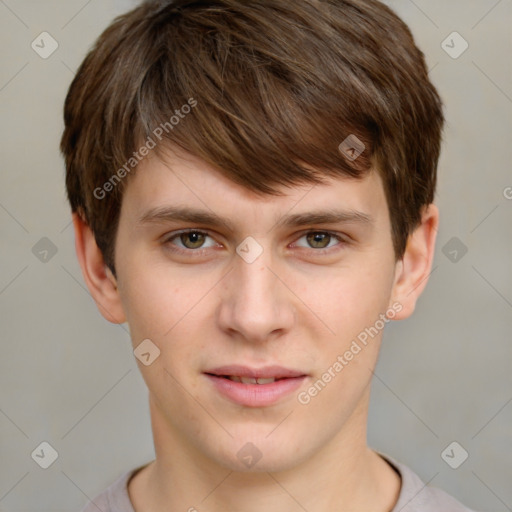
0, 0, 511, 510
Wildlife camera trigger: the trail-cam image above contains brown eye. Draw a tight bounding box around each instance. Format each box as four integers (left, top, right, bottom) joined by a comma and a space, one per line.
293, 230, 346, 253
163, 230, 217, 254
179, 231, 207, 249
306, 232, 332, 249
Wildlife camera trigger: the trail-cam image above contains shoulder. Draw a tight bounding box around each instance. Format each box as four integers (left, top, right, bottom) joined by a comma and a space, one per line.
380, 453, 479, 512
79, 464, 147, 512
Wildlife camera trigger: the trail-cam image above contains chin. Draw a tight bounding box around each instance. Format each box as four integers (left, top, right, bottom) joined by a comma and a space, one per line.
206, 430, 309, 473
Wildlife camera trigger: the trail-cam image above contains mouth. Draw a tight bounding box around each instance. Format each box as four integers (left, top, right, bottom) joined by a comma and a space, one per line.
204, 364, 307, 381
203, 365, 308, 407
206, 375, 289, 385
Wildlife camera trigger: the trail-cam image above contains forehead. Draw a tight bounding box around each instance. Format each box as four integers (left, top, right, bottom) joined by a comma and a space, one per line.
121, 149, 389, 231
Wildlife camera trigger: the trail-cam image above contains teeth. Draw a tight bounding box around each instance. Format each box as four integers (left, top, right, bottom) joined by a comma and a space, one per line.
240, 377, 258, 384
255, 377, 276, 384
227, 376, 276, 384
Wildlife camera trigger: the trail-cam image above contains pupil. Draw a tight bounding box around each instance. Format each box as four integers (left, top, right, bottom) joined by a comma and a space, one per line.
183, 232, 204, 248
308, 232, 329, 248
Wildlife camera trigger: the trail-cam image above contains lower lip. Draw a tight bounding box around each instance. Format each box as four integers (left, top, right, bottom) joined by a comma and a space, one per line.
205, 374, 307, 407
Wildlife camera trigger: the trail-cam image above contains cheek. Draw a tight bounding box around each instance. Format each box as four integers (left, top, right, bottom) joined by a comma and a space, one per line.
117, 264, 186, 341
295, 259, 393, 338
118, 269, 205, 399
296, 265, 392, 416
118, 264, 218, 382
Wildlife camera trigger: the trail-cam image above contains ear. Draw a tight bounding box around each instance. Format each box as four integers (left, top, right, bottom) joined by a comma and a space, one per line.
72, 212, 126, 324
388, 203, 439, 320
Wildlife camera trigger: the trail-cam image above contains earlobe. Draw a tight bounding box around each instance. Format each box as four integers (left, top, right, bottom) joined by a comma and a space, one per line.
72, 213, 126, 324
389, 203, 439, 320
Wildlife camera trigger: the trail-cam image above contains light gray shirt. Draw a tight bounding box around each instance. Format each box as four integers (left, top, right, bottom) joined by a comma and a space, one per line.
80, 453, 477, 511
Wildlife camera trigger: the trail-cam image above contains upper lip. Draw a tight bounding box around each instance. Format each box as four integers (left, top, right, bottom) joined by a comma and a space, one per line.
205, 365, 307, 379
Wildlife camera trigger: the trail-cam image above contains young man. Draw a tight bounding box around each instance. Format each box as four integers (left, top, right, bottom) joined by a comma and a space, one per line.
61, 0, 477, 510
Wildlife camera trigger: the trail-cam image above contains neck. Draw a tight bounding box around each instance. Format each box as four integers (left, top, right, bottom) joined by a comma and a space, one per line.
129, 389, 401, 512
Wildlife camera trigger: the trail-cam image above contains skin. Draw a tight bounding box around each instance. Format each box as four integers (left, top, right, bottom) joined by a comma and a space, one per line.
74, 146, 438, 512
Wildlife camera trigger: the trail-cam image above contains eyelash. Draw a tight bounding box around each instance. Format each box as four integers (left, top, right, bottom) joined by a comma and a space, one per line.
162, 229, 348, 257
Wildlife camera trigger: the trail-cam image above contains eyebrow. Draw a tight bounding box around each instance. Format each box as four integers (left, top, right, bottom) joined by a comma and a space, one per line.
137, 205, 374, 231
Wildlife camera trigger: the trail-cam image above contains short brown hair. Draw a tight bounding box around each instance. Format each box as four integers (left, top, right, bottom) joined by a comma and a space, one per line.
60, 0, 444, 274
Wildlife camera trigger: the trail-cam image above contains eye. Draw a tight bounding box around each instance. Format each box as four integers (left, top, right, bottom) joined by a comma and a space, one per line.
163, 230, 218, 253
293, 231, 346, 252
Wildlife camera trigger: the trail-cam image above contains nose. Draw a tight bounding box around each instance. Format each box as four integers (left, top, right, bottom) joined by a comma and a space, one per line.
216, 251, 296, 344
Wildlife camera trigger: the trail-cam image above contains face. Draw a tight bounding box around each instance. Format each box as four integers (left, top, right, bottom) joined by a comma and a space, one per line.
88, 147, 431, 473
